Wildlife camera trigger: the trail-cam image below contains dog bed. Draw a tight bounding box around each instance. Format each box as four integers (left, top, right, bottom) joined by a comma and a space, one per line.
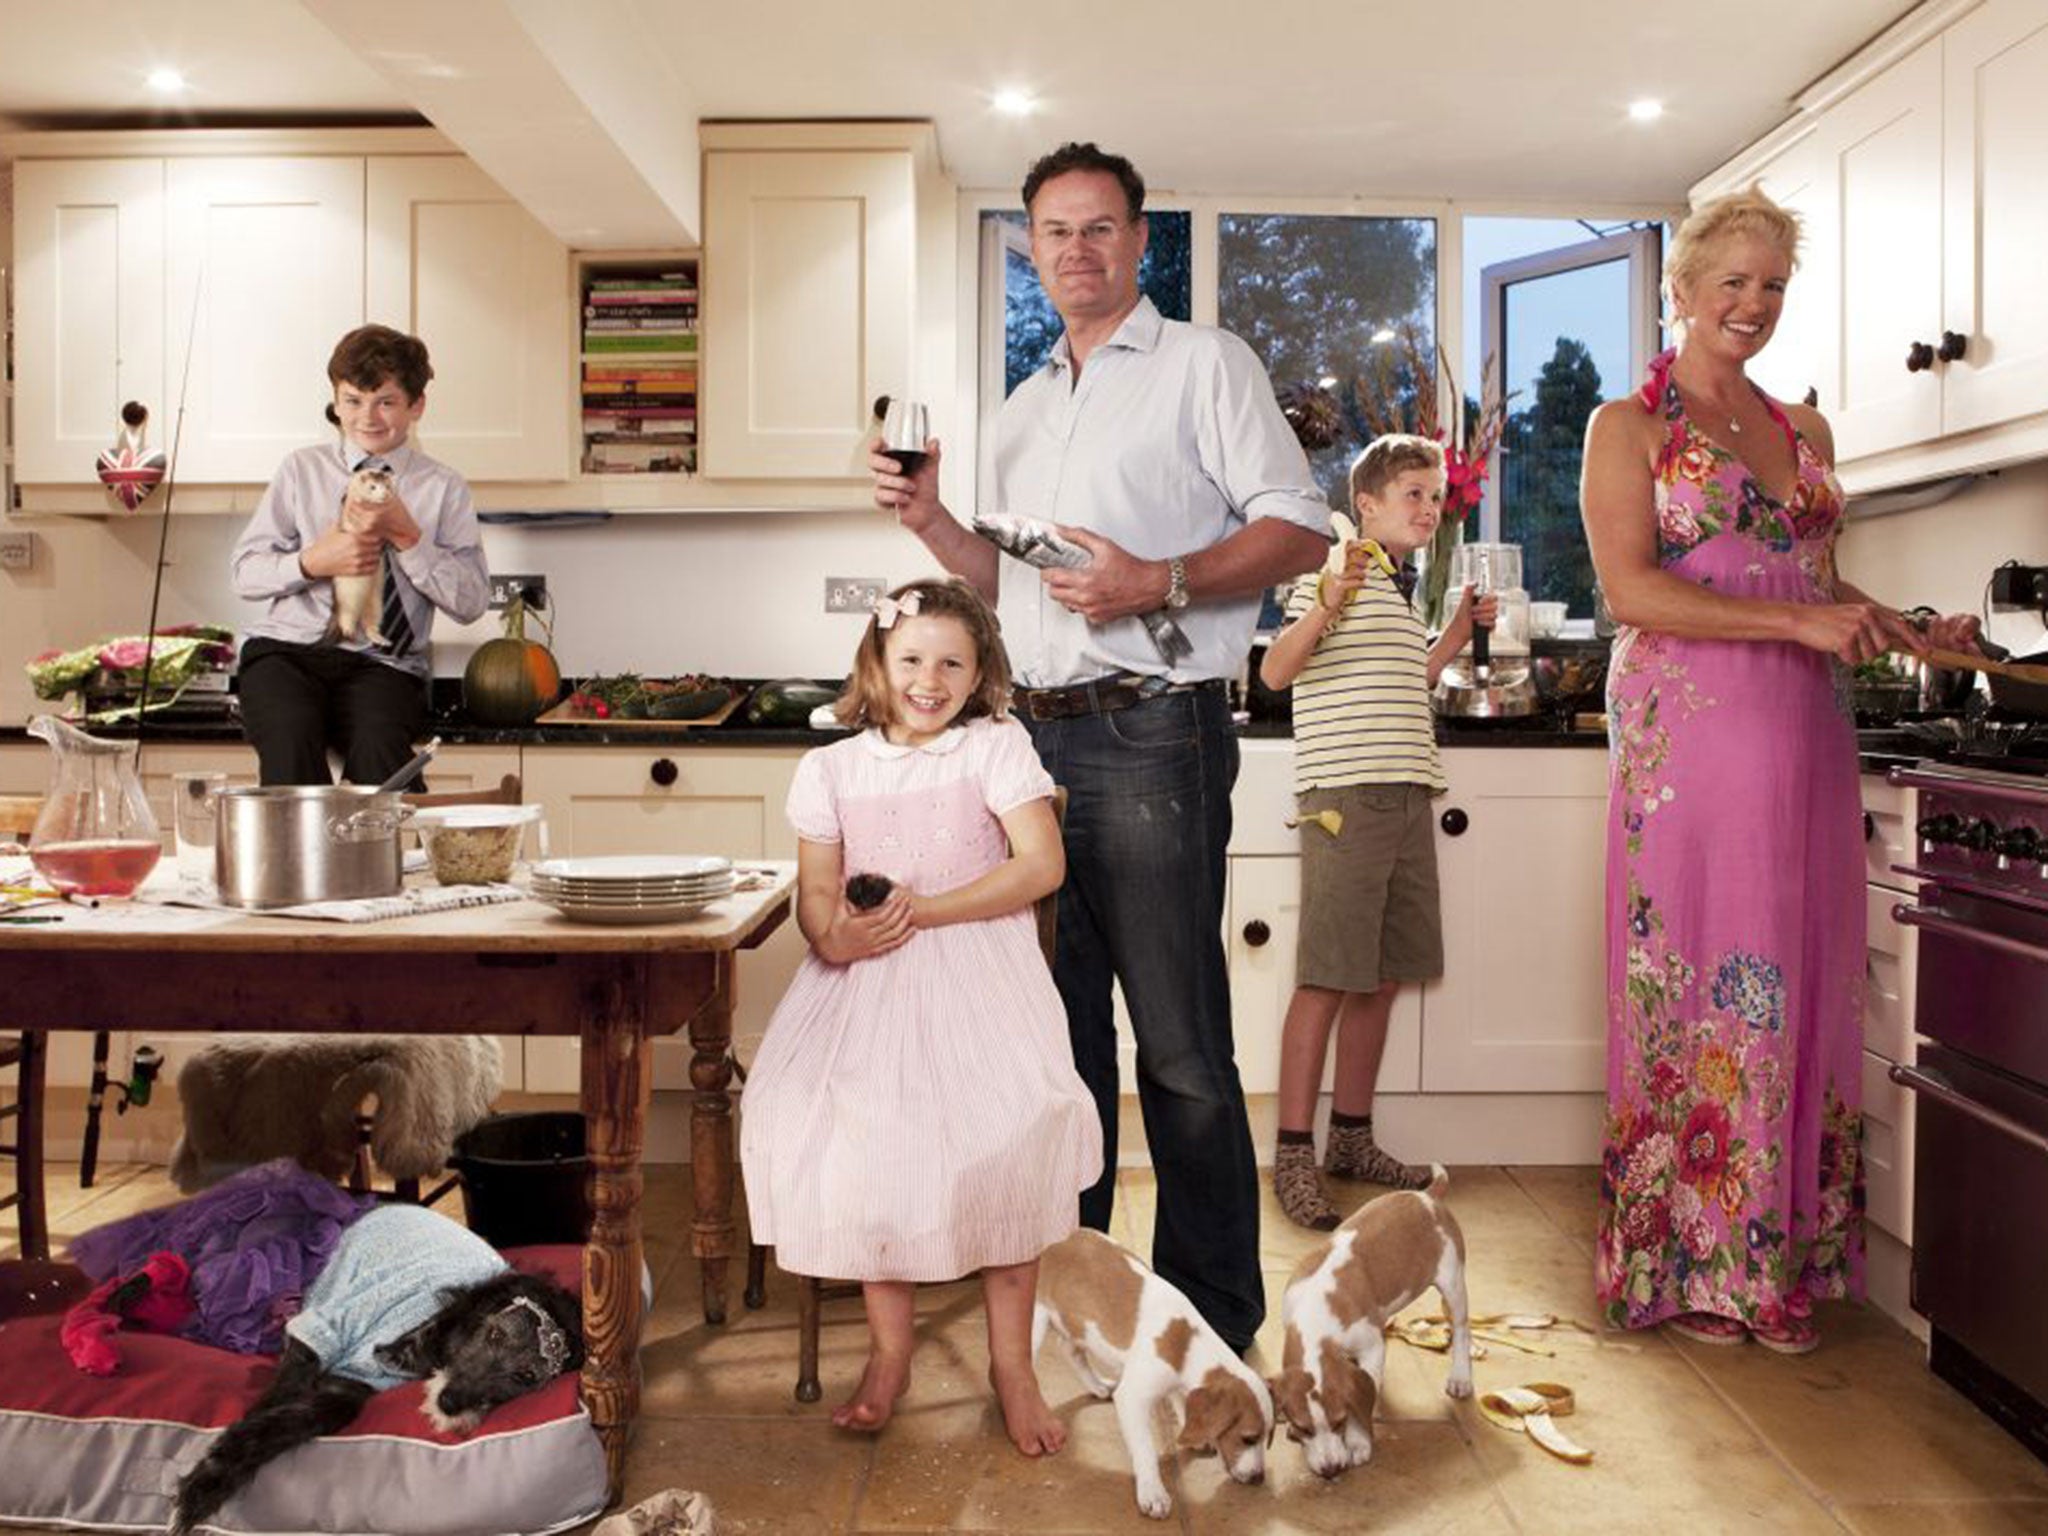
0, 1246, 607, 1535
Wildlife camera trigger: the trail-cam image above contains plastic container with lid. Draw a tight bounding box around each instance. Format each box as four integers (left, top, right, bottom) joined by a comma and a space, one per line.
410, 802, 546, 885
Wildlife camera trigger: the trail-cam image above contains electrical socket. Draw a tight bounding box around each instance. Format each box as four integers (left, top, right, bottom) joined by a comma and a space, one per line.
489, 573, 547, 611
825, 576, 887, 614
0, 530, 33, 571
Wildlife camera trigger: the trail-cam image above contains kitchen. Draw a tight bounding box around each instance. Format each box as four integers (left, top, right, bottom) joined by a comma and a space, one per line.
4, 0, 2048, 1531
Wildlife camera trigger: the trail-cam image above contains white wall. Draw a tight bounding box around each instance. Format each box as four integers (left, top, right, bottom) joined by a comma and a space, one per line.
1838, 458, 2048, 658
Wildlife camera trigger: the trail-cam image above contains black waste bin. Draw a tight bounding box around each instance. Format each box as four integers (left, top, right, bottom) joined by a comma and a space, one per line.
451, 1112, 591, 1247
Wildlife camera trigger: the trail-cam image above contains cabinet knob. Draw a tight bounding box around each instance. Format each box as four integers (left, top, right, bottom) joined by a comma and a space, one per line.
649, 757, 678, 787
1938, 330, 1968, 363
1864, 811, 1876, 843
121, 400, 149, 428
1439, 807, 1469, 837
1242, 918, 1271, 947
1905, 341, 1936, 373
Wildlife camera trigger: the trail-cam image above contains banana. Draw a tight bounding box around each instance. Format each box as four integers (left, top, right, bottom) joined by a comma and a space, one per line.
1316, 511, 1397, 614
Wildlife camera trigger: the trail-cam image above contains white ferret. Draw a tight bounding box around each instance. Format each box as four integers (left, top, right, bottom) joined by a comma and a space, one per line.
326, 467, 394, 646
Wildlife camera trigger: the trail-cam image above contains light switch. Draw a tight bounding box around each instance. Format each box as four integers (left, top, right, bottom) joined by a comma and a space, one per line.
0, 530, 35, 571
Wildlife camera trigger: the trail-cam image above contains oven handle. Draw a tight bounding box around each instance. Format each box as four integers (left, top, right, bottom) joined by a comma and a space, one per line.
1889, 1063, 2048, 1160
1891, 900, 2048, 966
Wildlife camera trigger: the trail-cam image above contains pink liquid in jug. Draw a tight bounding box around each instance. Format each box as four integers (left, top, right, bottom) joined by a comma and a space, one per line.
29, 838, 162, 896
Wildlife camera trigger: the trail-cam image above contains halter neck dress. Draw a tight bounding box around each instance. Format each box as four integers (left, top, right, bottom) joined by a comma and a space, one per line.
1595, 351, 1866, 1334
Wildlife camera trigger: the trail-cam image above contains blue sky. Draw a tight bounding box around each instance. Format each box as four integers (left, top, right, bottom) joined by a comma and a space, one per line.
1461, 217, 1636, 412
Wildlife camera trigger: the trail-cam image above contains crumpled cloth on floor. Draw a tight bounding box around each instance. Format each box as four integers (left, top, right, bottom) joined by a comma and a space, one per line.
67, 1158, 373, 1355
591, 1489, 718, 1536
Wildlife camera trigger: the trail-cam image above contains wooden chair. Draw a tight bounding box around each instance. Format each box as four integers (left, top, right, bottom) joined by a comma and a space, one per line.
744, 787, 1067, 1403
0, 794, 50, 1259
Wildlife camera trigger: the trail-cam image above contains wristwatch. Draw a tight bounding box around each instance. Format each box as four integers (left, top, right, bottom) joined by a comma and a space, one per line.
1164, 555, 1191, 611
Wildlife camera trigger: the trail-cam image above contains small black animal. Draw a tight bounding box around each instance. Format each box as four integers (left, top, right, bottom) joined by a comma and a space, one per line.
845, 872, 894, 910
170, 1269, 581, 1536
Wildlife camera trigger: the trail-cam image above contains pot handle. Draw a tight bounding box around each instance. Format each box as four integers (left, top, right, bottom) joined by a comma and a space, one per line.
329, 802, 415, 844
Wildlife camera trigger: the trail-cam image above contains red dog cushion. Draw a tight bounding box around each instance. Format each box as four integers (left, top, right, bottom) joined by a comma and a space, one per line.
0, 1246, 606, 1535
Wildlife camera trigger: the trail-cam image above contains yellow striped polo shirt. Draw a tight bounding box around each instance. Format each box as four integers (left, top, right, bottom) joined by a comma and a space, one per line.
1282, 567, 1445, 794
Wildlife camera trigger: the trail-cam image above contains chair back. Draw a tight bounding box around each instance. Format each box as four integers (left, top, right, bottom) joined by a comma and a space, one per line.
402, 773, 522, 809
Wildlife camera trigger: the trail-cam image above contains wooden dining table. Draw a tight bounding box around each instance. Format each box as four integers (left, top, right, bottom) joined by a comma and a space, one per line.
0, 863, 795, 1497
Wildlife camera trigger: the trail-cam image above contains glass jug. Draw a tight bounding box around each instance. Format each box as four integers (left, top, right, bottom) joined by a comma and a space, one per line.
1440, 541, 1531, 688
15, 715, 162, 896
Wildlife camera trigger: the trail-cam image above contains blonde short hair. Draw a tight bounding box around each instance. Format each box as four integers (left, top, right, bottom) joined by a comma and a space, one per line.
1664, 187, 1802, 320
834, 577, 1014, 729
1348, 433, 1444, 504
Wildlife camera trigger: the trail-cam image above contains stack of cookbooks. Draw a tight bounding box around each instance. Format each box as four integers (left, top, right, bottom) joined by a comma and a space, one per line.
580, 263, 698, 474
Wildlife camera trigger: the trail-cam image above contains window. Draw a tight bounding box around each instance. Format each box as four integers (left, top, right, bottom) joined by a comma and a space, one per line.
1471, 219, 1661, 615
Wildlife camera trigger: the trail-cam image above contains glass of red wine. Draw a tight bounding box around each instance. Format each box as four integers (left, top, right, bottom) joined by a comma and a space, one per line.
880, 397, 930, 477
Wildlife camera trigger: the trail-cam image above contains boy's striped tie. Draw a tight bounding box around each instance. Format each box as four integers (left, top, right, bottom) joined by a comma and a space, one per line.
363, 460, 414, 654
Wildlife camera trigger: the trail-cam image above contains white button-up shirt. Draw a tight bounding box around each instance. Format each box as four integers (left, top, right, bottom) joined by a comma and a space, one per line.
990, 298, 1331, 687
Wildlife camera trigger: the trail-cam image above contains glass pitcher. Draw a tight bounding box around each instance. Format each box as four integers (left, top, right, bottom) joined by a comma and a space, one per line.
1440, 541, 1532, 688
12, 715, 163, 896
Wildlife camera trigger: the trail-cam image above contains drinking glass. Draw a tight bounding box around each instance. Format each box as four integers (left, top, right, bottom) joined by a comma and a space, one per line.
172, 770, 227, 886
880, 397, 931, 477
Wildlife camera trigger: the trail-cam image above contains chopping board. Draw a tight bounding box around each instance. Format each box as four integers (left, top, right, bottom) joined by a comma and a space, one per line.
535, 691, 746, 730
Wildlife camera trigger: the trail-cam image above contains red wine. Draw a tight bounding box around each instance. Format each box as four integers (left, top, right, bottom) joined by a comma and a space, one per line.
889, 449, 928, 476
30, 838, 162, 896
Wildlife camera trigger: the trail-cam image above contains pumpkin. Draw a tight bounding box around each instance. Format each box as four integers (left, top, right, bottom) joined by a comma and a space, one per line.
462, 596, 562, 725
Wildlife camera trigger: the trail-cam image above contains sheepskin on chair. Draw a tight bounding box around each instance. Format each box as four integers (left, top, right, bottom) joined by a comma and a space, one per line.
169, 1036, 502, 1194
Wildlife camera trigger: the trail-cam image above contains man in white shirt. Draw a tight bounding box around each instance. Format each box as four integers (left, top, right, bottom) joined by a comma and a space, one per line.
873, 142, 1330, 1353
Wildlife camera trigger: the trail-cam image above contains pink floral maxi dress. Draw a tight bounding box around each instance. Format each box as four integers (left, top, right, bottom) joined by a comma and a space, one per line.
1596, 353, 1865, 1333
741, 716, 1102, 1284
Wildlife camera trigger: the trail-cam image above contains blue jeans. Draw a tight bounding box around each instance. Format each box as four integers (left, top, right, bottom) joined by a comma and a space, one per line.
1025, 685, 1264, 1351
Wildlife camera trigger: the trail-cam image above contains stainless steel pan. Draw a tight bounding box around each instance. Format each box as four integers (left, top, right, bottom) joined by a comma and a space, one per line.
214, 786, 407, 908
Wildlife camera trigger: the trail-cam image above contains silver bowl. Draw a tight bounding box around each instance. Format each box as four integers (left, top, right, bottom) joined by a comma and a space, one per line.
1529, 651, 1608, 719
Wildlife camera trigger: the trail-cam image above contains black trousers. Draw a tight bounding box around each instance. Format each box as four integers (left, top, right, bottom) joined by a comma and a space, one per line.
237, 637, 429, 788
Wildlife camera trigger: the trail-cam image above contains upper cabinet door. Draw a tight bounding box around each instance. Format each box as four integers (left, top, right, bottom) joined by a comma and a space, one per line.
365, 157, 573, 482
701, 150, 915, 479
1821, 37, 1945, 464
1941, 0, 2048, 438
11, 160, 166, 485
1745, 133, 1832, 413
165, 158, 365, 483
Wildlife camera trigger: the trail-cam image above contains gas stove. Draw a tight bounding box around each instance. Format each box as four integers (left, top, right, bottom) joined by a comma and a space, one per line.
1859, 711, 2048, 781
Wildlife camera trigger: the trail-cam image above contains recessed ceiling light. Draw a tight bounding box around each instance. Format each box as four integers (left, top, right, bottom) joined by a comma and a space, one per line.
1628, 98, 1664, 123
146, 67, 188, 94
992, 88, 1037, 117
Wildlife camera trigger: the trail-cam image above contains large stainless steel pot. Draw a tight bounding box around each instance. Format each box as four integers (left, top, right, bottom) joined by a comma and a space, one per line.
215, 786, 407, 909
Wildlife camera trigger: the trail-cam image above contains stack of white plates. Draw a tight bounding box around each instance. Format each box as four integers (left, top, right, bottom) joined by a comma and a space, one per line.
528, 854, 735, 924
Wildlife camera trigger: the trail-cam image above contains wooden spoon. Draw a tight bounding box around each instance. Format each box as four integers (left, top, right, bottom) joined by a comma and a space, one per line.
1923, 647, 2048, 687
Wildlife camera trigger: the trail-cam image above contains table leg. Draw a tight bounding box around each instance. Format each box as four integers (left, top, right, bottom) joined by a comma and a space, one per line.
581, 958, 652, 1502
688, 951, 738, 1326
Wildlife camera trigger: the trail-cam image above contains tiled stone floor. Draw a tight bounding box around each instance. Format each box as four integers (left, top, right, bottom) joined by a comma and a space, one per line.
7, 1159, 2048, 1533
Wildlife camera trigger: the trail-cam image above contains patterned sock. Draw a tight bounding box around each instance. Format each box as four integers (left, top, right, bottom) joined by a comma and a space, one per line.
1273, 1138, 1340, 1231
1325, 1114, 1431, 1189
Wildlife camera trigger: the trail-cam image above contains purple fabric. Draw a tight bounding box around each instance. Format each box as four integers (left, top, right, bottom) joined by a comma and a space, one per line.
1595, 353, 1866, 1334
69, 1159, 374, 1355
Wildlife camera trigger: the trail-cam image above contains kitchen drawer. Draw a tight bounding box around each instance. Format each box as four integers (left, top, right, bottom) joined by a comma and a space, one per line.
1861, 1046, 1916, 1246
1863, 882, 1919, 1068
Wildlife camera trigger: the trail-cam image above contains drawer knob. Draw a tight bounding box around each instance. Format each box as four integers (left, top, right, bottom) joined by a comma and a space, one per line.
1905, 340, 1936, 373
1440, 807, 1469, 837
650, 757, 678, 787
1242, 918, 1271, 947
1864, 811, 1876, 843
1937, 330, 1968, 363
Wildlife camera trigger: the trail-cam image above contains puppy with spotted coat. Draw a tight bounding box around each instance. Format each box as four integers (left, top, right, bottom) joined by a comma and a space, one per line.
1032, 1228, 1273, 1520
1269, 1164, 1472, 1478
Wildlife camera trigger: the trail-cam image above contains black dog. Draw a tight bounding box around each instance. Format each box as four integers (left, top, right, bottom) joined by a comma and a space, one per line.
170, 1269, 582, 1535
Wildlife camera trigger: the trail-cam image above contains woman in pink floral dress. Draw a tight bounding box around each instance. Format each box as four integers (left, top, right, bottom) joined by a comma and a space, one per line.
1579, 190, 1979, 1353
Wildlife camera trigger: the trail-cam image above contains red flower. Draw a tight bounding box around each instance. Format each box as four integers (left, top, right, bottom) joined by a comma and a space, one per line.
1649, 1058, 1686, 1103
1678, 1101, 1732, 1188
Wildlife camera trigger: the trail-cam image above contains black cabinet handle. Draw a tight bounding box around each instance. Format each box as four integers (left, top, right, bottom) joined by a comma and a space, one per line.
1937, 330, 1968, 363
650, 757, 678, 787
1242, 919, 1270, 948
1440, 807, 1469, 837
1906, 341, 1936, 373
1864, 811, 1876, 843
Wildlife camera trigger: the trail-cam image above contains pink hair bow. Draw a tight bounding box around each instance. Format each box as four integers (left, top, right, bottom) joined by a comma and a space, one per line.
872, 591, 923, 629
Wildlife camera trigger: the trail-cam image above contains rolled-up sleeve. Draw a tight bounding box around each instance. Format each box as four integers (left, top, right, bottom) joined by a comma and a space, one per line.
1199, 332, 1333, 533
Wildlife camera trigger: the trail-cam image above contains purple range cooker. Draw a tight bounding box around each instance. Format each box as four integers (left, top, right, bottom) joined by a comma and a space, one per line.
1882, 734, 2048, 1466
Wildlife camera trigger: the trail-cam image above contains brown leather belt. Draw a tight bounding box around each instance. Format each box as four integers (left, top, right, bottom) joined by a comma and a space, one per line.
1014, 674, 1225, 723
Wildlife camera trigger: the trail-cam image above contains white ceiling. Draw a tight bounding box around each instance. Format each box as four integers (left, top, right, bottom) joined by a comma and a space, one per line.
0, 0, 1919, 236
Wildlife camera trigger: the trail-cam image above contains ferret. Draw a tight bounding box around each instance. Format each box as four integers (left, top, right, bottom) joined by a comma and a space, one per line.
326, 467, 394, 645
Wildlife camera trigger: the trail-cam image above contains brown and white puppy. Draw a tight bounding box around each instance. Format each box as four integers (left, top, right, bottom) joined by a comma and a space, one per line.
326, 466, 394, 645
1032, 1229, 1273, 1520
1270, 1164, 1471, 1479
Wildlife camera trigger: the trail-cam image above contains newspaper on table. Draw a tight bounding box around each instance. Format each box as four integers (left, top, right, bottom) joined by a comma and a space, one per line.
972, 512, 1192, 664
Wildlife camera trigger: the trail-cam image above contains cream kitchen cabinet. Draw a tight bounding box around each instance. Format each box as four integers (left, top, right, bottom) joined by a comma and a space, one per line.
366, 157, 574, 481
1860, 771, 1921, 1247
519, 745, 806, 1093
698, 127, 922, 480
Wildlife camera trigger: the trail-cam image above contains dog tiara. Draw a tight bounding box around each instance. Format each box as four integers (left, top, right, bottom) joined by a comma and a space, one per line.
501, 1295, 572, 1378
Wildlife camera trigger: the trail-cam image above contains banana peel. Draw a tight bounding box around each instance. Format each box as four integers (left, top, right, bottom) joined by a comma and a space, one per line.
1284, 808, 1344, 838
1387, 1311, 1586, 1358
1316, 511, 1398, 614
1478, 1383, 1594, 1465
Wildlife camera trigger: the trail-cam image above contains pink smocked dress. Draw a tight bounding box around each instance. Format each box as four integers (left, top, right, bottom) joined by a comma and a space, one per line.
1596, 351, 1866, 1334
740, 715, 1102, 1283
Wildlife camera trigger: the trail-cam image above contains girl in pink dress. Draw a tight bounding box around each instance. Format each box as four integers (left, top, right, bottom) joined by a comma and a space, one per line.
741, 577, 1101, 1452
1580, 190, 1979, 1354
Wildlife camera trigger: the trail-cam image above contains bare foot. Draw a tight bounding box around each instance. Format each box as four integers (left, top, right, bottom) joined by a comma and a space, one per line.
989, 1362, 1067, 1456
831, 1351, 910, 1432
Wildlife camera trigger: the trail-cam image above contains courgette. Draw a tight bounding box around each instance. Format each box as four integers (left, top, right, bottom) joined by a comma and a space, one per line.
649, 686, 732, 720
745, 678, 840, 727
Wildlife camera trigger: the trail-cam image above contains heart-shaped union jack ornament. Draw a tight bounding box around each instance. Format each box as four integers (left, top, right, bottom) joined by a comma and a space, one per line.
96, 405, 167, 511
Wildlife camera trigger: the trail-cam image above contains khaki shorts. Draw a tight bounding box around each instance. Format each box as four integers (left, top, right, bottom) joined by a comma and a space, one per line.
1294, 782, 1444, 993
